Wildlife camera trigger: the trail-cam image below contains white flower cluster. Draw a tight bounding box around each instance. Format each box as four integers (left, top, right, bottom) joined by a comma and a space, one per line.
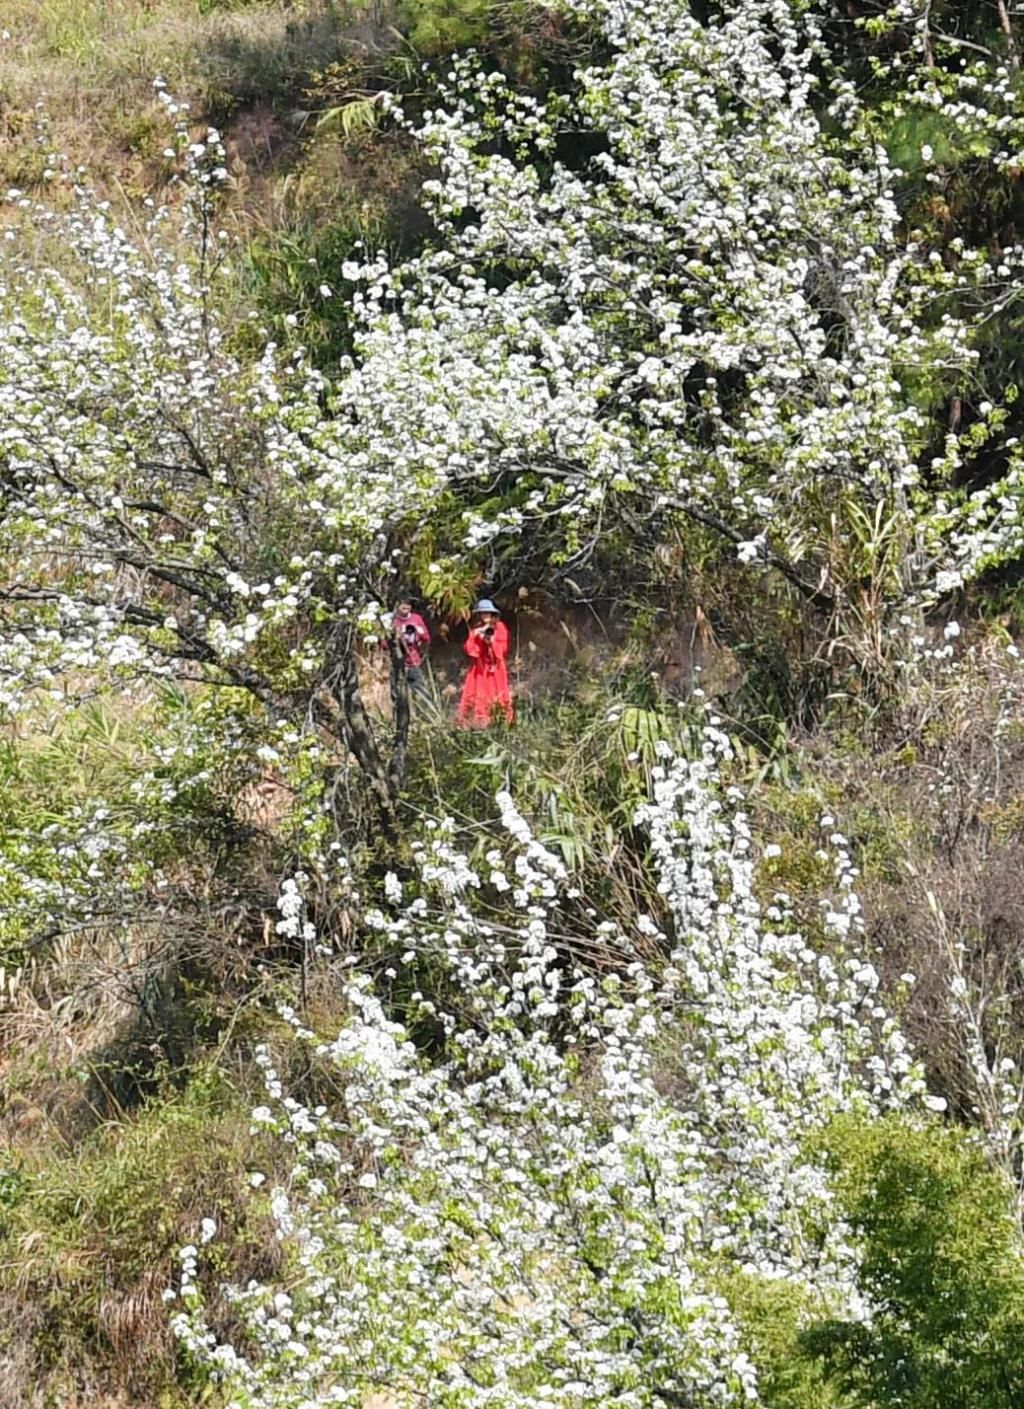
3, 0, 1023, 719
323, 0, 1011, 613
174, 724, 925, 1406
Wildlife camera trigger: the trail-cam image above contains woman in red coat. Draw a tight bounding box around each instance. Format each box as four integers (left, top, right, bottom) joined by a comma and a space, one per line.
457, 599, 514, 727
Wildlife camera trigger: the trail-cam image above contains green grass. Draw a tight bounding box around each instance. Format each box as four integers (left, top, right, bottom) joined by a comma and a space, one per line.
0, 1066, 270, 1407
0, 1, 388, 196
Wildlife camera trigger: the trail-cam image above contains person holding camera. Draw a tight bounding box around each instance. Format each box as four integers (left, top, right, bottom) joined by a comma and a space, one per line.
457, 598, 513, 727
392, 598, 431, 696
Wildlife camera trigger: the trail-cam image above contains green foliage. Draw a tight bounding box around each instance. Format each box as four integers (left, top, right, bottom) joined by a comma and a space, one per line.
804, 1116, 1024, 1409
396, 0, 495, 51
0, 685, 296, 992
411, 682, 691, 847
0, 1067, 264, 1403
721, 1273, 844, 1409
884, 106, 998, 176
246, 183, 420, 365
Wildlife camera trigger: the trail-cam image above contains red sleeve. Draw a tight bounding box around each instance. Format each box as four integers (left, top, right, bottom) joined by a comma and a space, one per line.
490, 622, 509, 662
412, 613, 430, 645
464, 630, 482, 659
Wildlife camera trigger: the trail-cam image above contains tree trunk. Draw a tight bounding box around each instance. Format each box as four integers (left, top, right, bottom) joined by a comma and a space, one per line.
324, 626, 395, 831
997, 0, 1019, 71
388, 637, 411, 800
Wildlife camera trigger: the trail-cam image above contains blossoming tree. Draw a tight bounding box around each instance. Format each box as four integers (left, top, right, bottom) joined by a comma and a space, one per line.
172, 730, 932, 1407
4, 0, 1024, 1400
4, 0, 1024, 792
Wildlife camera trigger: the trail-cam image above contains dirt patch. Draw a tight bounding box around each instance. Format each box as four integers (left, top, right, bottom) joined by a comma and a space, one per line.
361, 593, 743, 719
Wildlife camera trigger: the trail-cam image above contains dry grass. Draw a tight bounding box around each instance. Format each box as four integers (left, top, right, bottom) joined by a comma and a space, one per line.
747, 627, 1024, 1124
1, 926, 163, 1116
0, 0, 425, 368
0, 1058, 283, 1408
0, 0, 390, 201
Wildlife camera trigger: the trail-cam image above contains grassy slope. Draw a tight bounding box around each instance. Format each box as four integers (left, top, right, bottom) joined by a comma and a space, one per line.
3, 6, 1024, 1407
1, 1, 339, 186
0, 8, 395, 1406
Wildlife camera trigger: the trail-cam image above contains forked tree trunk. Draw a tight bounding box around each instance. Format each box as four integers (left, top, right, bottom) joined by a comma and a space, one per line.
322, 623, 411, 837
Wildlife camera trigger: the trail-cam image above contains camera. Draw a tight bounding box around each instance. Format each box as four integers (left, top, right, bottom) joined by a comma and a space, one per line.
482, 625, 495, 640
403, 624, 417, 639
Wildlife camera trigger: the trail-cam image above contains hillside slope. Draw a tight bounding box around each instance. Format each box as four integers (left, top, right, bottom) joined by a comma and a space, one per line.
5, 2, 1024, 1407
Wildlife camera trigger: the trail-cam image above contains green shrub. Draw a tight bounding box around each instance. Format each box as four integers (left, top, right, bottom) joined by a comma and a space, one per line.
804, 1116, 1024, 1409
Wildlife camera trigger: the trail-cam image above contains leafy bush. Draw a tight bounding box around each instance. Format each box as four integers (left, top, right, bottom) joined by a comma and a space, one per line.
806, 1115, 1024, 1409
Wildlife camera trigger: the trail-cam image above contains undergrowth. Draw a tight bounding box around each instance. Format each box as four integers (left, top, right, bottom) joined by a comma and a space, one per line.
0, 1066, 265, 1408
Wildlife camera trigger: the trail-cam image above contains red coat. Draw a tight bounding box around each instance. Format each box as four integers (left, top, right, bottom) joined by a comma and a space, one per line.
458, 620, 513, 727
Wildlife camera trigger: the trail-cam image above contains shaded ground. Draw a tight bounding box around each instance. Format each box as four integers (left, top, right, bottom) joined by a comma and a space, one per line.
362, 594, 744, 720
